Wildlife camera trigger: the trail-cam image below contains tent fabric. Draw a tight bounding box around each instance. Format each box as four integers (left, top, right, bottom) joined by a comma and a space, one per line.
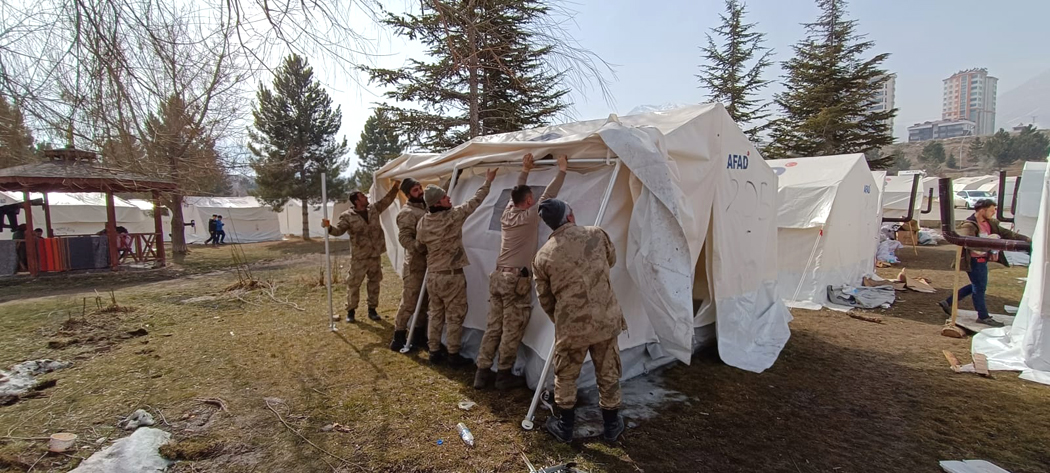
277, 200, 350, 240
373, 104, 791, 385
1014, 162, 1047, 237
881, 174, 924, 220
181, 197, 282, 244
768, 155, 880, 308
0, 192, 155, 235
972, 156, 1050, 385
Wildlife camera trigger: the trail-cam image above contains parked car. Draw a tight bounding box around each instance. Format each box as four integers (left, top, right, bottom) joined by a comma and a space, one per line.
954, 190, 994, 209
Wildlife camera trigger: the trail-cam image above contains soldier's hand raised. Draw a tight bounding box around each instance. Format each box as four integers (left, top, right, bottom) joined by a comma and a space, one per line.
485, 168, 498, 183
522, 153, 534, 172
556, 154, 568, 172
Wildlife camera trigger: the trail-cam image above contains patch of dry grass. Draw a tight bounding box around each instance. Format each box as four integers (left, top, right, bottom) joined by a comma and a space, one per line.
0, 245, 1047, 472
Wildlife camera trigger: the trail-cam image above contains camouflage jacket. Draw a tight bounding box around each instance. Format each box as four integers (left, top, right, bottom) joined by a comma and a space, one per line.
397, 200, 428, 269
417, 181, 491, 272
533, 223, 625, 350
328, 186, 399, 260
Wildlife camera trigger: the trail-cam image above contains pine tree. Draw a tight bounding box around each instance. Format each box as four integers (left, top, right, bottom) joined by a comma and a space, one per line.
350, 109, 404, 192
366, 0, 569, 150
143, 95, 228, 254
765, 0, 896, 167
919, 141, 946, 166
697, 0, 773, 140
0, 95, 36, 167
946, 153, 957, 169
249, 54, 349, 240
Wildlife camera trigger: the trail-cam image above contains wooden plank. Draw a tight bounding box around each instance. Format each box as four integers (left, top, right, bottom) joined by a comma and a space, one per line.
973, 353, 990, 377
943, 350, 962, 373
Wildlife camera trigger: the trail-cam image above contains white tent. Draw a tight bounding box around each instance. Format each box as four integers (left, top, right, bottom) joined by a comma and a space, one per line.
1012, 162, 1045, 237
768, 155, 881, 309
954, 175, 997, 191
277, 200, 351, 240
972, 157, 1050, 385
181, 197, 282, 244
374, 104, 792, 389
881, 174, 924, 220
0, 192, 154, 235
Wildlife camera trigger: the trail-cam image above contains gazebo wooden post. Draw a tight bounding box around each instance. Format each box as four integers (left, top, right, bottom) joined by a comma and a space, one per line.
152, 191, 165, 267
105, 191, 118, 271
42, 193, 54, 238
23, 191, 38, 276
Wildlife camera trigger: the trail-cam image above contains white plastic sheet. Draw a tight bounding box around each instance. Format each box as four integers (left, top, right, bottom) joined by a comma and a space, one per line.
972, 156, 1050, 385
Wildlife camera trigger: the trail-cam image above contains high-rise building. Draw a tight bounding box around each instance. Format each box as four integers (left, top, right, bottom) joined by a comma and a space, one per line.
869, 73, 896, 134
942, 68, 998, 136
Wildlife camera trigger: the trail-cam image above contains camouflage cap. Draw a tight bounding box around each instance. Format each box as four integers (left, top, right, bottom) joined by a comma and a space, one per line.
424, 184, 446, 207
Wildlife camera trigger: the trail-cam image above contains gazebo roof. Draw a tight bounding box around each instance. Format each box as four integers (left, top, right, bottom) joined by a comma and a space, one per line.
0, 148, 176, 193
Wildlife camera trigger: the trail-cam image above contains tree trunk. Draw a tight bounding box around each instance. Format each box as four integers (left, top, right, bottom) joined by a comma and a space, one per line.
168, 194, 189, 256
466, 7, 480, 138
301, 200, 311, 241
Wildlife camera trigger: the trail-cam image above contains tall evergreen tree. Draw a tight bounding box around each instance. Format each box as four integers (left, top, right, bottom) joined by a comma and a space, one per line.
350, 109, 404, 192
697, 0, 773, 140
366, 0, 569, 150
765, 0, 896, 167
0, 96, 36, 167
249, 54, 349, 240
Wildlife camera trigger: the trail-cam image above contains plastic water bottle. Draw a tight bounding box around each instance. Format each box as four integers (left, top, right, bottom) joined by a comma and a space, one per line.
456, 423, 475, 447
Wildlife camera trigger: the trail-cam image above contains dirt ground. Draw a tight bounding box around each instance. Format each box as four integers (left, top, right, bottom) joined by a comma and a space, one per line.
0, 241, 1048, 472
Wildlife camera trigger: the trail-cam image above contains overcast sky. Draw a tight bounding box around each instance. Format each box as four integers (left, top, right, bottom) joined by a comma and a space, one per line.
325, 0, 1050, 173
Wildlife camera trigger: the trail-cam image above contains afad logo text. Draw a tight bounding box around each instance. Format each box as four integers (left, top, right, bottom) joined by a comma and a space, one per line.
726, 151, 749, 169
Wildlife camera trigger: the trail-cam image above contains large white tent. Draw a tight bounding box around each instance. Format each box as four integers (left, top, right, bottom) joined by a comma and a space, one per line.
374, 104, 792, 389
1013, 162, 1047, 237
954, 175, 997, 191
0, 192, 155, 235
181, 197, 282, 244
277, 200, 351, 240
768, 154, 881, 309
973, 157, 1050, 385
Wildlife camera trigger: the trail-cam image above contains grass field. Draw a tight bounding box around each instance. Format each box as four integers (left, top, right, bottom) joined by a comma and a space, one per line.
0, 241, 1048, 472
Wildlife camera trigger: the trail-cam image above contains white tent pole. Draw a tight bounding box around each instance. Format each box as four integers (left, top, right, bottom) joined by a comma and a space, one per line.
521, 159, 622, 431
322, 173, 336, 332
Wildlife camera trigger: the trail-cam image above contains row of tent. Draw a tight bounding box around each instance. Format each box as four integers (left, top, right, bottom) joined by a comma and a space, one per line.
0, 192, 350, 243
369, 103, 1050, 389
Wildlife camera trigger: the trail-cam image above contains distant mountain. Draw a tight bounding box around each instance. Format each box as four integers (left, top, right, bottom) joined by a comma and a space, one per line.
997, 69, 1050, 129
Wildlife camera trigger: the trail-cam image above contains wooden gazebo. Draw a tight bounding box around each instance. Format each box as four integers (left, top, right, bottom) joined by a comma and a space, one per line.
0, 147, 176, 276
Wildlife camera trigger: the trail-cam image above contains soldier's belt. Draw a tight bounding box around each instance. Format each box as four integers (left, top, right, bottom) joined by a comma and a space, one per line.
432, 268, 464, 275
496, 266, 520, 273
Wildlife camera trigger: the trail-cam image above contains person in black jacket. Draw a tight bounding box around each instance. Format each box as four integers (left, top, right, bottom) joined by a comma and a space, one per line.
204, 215, 217, 245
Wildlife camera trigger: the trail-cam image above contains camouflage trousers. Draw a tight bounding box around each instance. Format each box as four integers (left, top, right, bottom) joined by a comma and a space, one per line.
346, 256, 382, 311
553, 336, 622, 410
476, 271, 532, 370
426, 270, 468, 354
394, 262, 429, 331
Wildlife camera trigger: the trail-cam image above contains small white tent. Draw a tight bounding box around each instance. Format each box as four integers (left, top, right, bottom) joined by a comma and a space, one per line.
768, 155, 881, 309
181, 197, 282, 243
954, 175, 997, 191
278, 200, 351, 240
0, 192, 154, 235
881, 174, 924, 220
973, 157, 1050, 385
374, 104, 792, 389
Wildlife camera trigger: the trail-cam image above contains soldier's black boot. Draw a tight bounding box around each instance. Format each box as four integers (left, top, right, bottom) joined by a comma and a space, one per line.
473, 367, 496, 389
411, 327, 428, 348
447, 352, 471, 368
389, 330, 407, 351
368, 307, 381, 321
601, 408, 625, 442
494, 369, 526, 391
545, 406, 574, 443
429, 350, 446, 365
346, 309, 356, 323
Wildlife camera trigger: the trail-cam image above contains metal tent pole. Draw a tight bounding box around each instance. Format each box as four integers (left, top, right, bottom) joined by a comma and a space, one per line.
322, 173, 336, 332
521, 159, 622, 430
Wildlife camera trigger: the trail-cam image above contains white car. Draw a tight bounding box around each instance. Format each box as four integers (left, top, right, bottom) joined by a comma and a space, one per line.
953, 190, 995, 209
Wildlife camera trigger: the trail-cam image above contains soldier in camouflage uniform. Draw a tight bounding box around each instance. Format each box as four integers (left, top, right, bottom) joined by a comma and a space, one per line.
533, 198, 626, 443
474, 153, 567, 391
323, 183, 400, 322
390, 178, 430, 351
416, 168, 497, 366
